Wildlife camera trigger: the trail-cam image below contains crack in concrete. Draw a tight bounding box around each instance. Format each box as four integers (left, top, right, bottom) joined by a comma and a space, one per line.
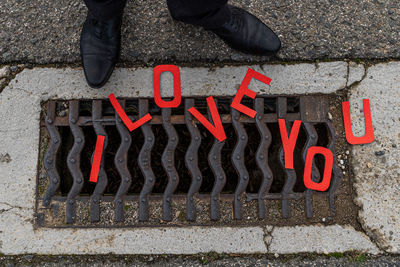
359, 216, 391, 252
12, 86, 37, 96
0, 65, 26, 94
347, 63, 368, 88
358, 64, 369, 84
0, 208, 13, 213
0, 153, 12, 163
345, 61, 350, 87
262, 225, 274, 252
0, 202, 32, 224
345, 62, 393, 253
0, 202, 26, 211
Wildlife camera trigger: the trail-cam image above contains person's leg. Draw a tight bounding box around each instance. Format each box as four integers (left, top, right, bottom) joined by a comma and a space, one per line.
83, 0, 126, 21
80, 0, 127, 88
166, 0, 230, 29
166, 0, 281, 56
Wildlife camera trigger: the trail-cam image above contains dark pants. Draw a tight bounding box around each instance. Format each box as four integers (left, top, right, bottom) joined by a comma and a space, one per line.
83, 0, 230, 29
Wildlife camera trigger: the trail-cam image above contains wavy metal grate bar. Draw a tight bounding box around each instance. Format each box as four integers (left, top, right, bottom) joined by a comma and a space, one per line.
66, 100, 85, 223
90, 100, 108, 222
42, 101, 61, 207
114, 99, 132, 222
138, 99, 156, 222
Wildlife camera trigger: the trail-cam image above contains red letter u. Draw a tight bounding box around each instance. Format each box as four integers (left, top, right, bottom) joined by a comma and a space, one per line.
342, 99, 374, 145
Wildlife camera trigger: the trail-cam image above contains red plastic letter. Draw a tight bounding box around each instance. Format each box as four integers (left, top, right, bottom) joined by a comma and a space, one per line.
109, 93, 152, 132
153, 64, 181, 108
231, 68, 272, 118
279, 119, 301, 169
303, 146, 333, 191
89, 135, 105, 183
188, 96, 226, 142
342, 99, 374, 144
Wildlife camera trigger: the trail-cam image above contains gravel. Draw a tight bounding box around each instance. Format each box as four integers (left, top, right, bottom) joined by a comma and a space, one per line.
0, 66, 10, 78
0, 0, 399, 64
1, 254, 400, 267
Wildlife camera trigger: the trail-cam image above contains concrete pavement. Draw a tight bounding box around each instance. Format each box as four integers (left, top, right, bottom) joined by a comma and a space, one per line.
0, 61, 399, 255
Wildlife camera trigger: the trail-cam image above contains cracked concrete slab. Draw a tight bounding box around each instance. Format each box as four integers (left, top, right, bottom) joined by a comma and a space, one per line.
269, 225, 379, 254
347, 62, 365, 87
0, 61, 389, 254
0, 61, 348, 99
350, 62, 400, 253
0, 64, 27, 93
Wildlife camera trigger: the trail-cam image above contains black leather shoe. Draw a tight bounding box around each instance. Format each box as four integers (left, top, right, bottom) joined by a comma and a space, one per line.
80, 13, 122, 89
209, 6, 281, 56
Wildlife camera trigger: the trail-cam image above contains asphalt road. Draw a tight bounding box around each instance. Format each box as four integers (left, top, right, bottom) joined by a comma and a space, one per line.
0, 0, 399, 64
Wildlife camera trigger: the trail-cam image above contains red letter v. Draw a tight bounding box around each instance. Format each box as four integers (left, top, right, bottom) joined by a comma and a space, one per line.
188, 96, 226, 142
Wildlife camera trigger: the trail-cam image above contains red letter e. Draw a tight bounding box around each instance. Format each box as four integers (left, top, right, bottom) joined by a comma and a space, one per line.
231, 68, 272, 118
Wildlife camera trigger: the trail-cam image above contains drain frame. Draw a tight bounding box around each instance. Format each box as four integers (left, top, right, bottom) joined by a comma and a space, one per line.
37, 95, 343, 226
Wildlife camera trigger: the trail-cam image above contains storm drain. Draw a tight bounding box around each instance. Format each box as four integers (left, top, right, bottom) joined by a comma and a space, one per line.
36, 96, 355, 228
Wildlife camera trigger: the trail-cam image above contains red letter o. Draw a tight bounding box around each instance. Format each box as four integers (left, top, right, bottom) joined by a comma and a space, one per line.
303, 146, 333, 191
153, 65, 182, 108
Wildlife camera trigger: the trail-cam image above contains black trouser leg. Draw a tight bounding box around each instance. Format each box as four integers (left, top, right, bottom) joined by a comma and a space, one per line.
83, 0, 127, 21
83, 0, 230, 28
166, 0, 231, 29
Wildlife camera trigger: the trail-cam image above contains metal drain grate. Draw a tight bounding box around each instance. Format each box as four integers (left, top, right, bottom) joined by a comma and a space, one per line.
37, 96, 343, 226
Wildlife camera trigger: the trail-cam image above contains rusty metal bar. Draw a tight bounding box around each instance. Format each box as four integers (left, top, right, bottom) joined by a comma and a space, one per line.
184, 99, 202, 221
66, 101, 85, 223
302, 123, 320, 218
162, 108, 179, 221
49, 192, 318, 203
208, 99, 226, 221
278, 97, 297, 218
90, 100, 108, 222
138, 99, 156, 222
42, 101, 61, 207
231, 108, 250, 220
47, 113, 305, 126
114, 100, 132, 222
327, 120, 342, 216
300, 95, 329, 123
254, 98, 273, 219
